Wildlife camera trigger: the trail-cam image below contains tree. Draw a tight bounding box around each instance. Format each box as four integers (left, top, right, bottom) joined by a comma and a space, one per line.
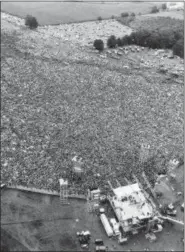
97, 16, 102, 21
25, 15, 38, 29
116, 38, 122, 47
173, 39, 184, 58
121, 12, 129, 18
159, 29, 175, 49
131, 12, 135, 17
122, 35, 132, 46
151, 6, 159, 13
107, 35, 117, 48
129, 32, 137, 44
111, 15, 115, 19
148, 33, 161, 49
93, 39, 104, 51
161, 3, 167, 10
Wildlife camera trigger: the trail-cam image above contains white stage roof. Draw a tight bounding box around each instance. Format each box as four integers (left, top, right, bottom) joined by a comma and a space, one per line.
112, 183, 154, 221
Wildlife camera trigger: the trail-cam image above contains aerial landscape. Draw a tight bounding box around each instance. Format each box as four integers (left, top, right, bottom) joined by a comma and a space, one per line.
1, 1, 184, 251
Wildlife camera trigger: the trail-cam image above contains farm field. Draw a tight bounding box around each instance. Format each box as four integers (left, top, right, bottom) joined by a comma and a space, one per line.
1, 188, 184, 251
1, 1, 160, 25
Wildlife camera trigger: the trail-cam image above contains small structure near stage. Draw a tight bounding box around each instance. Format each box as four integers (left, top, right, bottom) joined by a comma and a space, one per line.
71, 154, 84, 177
87, 187, 101, 213
59, 178, 69, 205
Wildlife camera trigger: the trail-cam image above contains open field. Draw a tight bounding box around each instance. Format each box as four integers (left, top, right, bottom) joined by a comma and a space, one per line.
119, 13, 184, 31
1, 1, 159, 25
1, 228, 30, 252
1, 188, 184, 251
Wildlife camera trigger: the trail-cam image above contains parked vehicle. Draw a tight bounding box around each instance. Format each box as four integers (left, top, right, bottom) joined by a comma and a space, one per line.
95, 245, 107, 252
95, 240, 106, 252
118, 234, 128, 244
110, 218, 120, 236
181, 203, 184, 212
77, 230, 91, 248
95, 239, 104, 246
100, 214, 114, 237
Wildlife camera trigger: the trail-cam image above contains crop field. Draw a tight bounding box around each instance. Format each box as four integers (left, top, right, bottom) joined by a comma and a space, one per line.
1, 188, 184, 251
1, 1, 159, 25
1, 13, 184, 193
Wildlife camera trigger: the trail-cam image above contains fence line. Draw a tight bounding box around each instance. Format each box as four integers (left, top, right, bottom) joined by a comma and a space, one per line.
6, 185, 86, 200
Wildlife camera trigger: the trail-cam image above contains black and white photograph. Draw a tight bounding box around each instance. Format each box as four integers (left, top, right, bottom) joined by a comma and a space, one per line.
1, 0, 184, 251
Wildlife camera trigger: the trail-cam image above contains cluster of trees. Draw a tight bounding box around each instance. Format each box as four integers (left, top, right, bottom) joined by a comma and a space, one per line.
118, 12, 136, 26
121, 12, 135, 18
25, 15, 38, 29
94, 17, 184, 58
161, 3, 167, 10
93, 35, 117, 51
151, 3, 167, 13
150, 5, 159, 13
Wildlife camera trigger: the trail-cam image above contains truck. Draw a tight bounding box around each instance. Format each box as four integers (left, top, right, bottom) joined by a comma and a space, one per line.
95, 239, 107, 252
100, 213, 113, 237
110, 218, 120, 236
95, 245, 107, 252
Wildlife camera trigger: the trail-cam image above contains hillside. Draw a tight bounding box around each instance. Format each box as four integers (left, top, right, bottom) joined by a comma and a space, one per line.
1, 13, 183, 193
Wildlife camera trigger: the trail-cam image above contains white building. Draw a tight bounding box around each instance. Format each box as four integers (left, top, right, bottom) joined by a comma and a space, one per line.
166, 2, 184, 10
108, 183, 155, 233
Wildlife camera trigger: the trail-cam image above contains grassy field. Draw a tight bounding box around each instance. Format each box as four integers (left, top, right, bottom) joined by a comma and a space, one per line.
118, 12, 184, 31
125, 15, 184, 40
1, 1, 159, 25
1, 188, 184, 251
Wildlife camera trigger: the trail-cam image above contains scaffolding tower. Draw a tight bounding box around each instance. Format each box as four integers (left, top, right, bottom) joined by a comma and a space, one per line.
59, 178, 69, 205
87, 188, 100, 213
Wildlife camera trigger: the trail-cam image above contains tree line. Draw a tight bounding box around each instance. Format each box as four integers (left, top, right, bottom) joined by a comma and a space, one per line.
94, 18, 184, 58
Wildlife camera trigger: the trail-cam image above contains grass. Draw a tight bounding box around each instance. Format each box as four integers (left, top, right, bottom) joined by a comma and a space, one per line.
1, 1, 159, 25
119, 14, 184, 31
1, 188, 184, 251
